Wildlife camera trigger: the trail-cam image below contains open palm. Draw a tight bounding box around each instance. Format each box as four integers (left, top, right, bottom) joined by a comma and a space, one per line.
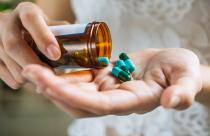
23, 48, 202, 117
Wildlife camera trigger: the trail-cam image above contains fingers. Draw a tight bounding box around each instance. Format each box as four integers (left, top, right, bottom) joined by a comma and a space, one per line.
0, 46, 24, 83
0, 59, 20, 89
93, 65, 120, 90
17, 2, 60, 60
1, 27, 47, 88
36, 85, 94, 118
159, 49, 202, 110
119, 80, 163, 113
42, 89, 95, 118
22, 65, 110, 114
0, 2, 62, 88
22, 65, 162, 115
161, 76, 202, 110
2, 33, 45, 67
144, 49, 202, 110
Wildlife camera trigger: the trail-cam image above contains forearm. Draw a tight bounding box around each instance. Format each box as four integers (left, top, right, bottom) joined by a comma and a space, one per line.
196, 65, 210, 106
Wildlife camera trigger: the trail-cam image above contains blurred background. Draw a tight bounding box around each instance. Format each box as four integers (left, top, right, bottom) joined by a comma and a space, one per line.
0, 0, 72, 136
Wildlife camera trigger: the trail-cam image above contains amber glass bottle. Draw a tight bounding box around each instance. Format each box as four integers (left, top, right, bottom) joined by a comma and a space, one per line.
27, 22, 112, 69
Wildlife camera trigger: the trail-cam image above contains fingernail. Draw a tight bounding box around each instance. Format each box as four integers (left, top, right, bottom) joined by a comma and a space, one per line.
170, 96, 181, 108
47, 45, 61, 60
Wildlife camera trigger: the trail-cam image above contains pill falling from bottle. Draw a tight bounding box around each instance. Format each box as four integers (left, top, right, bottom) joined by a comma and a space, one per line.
98, 57, 110, 66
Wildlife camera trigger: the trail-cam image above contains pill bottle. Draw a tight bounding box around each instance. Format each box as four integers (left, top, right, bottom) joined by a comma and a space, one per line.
26, 22, 112, 69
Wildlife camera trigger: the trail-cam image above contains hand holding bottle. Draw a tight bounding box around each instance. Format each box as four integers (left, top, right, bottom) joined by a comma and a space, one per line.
0, 2, 62, 89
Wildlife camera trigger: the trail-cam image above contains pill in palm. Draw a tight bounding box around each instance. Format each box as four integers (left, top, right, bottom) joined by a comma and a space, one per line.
115, 60, 130, 74
112, 67, 131, 82
119, 53, 136, 73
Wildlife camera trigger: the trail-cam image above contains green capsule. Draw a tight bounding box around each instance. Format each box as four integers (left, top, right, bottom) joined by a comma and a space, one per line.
115, 60, 130, 74
119, 53, 136, 73
112, 67, 131, 82
119, 52, 129, 60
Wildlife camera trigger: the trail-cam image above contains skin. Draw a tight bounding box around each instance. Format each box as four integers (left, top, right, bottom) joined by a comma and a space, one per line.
196, 65, 210, 107
1, 1, 210, 117
0, 1, 73, 89
22, 48, 203, 118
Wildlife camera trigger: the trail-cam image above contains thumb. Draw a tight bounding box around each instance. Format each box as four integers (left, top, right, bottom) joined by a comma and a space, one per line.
161, 76, 202, 110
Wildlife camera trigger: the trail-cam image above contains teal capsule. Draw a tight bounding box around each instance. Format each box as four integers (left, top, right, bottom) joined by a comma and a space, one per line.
115, 60, 130, 74
112, 67, 131, 82
119, 53, 136, 73
98, 57, 110, 66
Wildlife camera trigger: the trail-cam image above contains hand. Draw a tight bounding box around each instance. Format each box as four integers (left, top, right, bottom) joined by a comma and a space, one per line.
0, 2, 66, 89
22, 48, 202, 117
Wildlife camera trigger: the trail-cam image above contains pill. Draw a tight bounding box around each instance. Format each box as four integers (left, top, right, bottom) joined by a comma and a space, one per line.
98, 57, 110, 66
74, 51, 79, 56
82, 57, 89, 64
112, 67, 131, 82
115, 60, 130, 74
119, 53, 136, 73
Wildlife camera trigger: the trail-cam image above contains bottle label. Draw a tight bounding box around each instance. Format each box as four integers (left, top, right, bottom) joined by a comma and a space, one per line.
49, 24, 88, 36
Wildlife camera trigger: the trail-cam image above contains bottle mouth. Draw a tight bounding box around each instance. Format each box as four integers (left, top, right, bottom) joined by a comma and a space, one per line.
88, 22, 112, 67
95, 22, 112, 59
